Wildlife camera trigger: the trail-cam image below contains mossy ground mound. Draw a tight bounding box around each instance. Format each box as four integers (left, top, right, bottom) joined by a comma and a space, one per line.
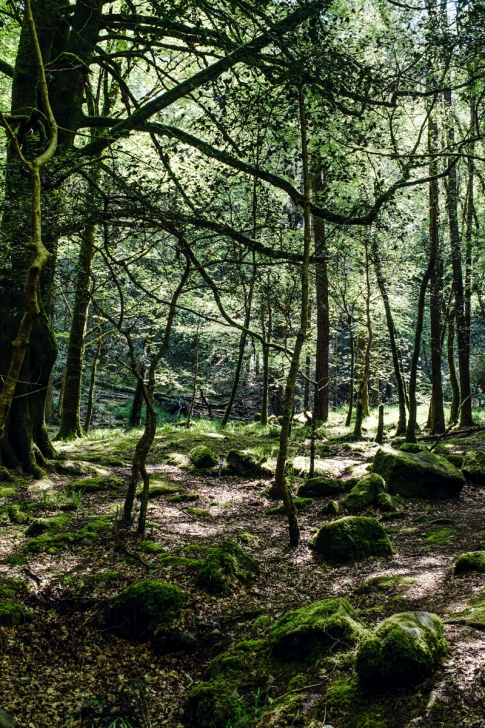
264, 497, 312, 515
269, 598, 367, 662
373, 446, 465, 499
399, 443, 427, 453
297, 476, 346, 498
190, 446, 218, 468
197, 541, 259, 595
343, 474, 387, 513
356, 574, 417, 595
356, 611, 447, 687
24, 514, 70, 537
0, 600, 33, 626
7, 505, 29, 524
321, 498, 340, 515
310, 516, 393, 562
454, 551, 485, 575
226, 450, 270, 477
461, 451, 485, 485
107, 580, 186, 639
68, 475, 122, 492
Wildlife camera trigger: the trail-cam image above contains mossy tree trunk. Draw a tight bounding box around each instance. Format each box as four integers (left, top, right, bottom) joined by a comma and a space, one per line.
447, 312, 460, 424
274, 85, 312, 547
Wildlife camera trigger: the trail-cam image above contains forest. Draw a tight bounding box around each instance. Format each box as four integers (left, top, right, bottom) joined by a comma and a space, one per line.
1, 0, 485, 726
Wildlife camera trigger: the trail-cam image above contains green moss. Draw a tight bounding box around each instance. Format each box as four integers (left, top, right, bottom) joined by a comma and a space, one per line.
166, 452, 190, 468
325, 676, 388, 728
161, 555, 205, 568
309, 516, 393, 562
238, 532, 258, 543
226, 450, 269, 477
356, 611, 447, 686
7, 505, 29, 524
6, 555, 27, 565
140, 483, 183, 497
190, 446, 218, 468
297, 476, 346, 498
0, 577, 29, 598
373, 447, 465, 499
444, 453, 464, 469
0, 600, 33, 626
25, 514, 71, 536
139, 540, 165, 554
0, 487, 16, 498
320, 499, 339, 516
269, 598, 368, 662
168, 493, 200, 502
24, 530, 78, 554
68, 475, 122, 492
357, 575, 417, 595
264, 497, 313, 515
454, 551, 485, 575
425, 528, 455, 545
80, 453, 126, 467
0, 467, 14, 482
107, 580, 186, 639
343, 474, 387, 513
186, 507, 212, 518
399, 443, 427, 453
462, 450, 485, 485
197, 541, 259, 595
252, 614, 271, 633
182, 544, 218, 555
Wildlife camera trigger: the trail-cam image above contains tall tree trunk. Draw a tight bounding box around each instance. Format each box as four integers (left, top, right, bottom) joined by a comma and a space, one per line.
57, 222, 97, 439
354, 242, 372, 439
84, 337, 102, 433
447, 313, 460, 424
274, 86, 312, 546
260, 297, 272, 425
333, 328, 338, 411
128, 364, 145, 428
405, 260, 434, 443
428, 115, 445, 434
345, 313, 355, 427
312, 170, 329, 422
370, 236, 407, 434
444, 88, 474, 427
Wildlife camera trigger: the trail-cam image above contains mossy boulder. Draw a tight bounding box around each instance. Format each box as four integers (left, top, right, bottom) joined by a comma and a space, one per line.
297, 476, 346, 498
343, 474, 387, 513
376, 491, 399, 512
269, 598, 367, 662
140, 540, 165, 554
107, 580, 186, 639
373, 446, 465, 499
309, 516, 393, 562
190, 446, 218, 468
399, 442, 427, 454
55, 460, 91, 476
356, 611, 447, 687
168, 493, 199, 503
24, 514, 70, 537
0, 600, 33, 626
7, 505, 29, 525
321, 499, 339, 516
226, 449, 269, 477
188, 640, 266, 728
356, 574, 417, 595
197, 541, 259, 595
461, 451, 485, 485
454, 551, 485, 575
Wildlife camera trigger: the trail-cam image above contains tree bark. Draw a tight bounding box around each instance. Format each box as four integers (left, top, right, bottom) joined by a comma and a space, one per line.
354, 241, 372, 439
84, 337, 102, 433
447, 313, 460, 424
312, 170, 329, 422
128, 364, 145, 428
345, 313, 355, 427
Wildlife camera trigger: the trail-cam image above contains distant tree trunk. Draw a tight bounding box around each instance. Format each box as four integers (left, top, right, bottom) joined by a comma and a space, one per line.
376, 403, 384, 444
428, 115, 445, 434
444, 88, 473, 427
447, 313, 460, 424
354, 242, 372, 439
274, 86, 312, 547
370, 236, 407, 434
303, 304, 311, 410
260, 297, 272, 425
345, 313, 355, 427
57, 222, 97, 439
333, 328, 338, 410
405, 261, 434, 443
313, 171, 329, 422
187, 324, 200, 428
84, 338, 102, 433
128, 364, 145, 428
369, 335, 380, 408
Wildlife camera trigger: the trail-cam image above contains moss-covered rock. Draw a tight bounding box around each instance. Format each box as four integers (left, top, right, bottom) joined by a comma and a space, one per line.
269, 598, 367, 662
226, 449, 270, 477
168, 493, 199, 503
321, 499, 340, 516
373, 446, 465, 499
376, 491, 398, 512
0, 467, 14, 482
297, 476, 346, 498
444, 453, 464, 469
56, 460, 91, 476
69, 475, 122, 492
454, 551, 485, 575
188, 640, 266, 728
356, 611, 447, 687
190, 446, 218, 468
197, 541, 259, 595
461, 451, 485, 485
0, 600, 33, 626
139, 540, 165, 554
140, 482, 184, 497
107, 580, 186, 639
399, 442, 427, 453
7, 504, 29, 524
343, 474, 387, 513
24, 514, 70, 537
356, 574, 417, 595
309, 516, 393, 562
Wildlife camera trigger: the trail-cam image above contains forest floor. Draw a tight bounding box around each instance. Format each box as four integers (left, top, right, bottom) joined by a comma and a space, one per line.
1, 412, 485, 728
